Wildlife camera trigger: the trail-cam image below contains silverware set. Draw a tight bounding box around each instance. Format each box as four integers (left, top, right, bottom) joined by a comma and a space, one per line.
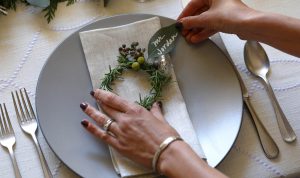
244, 41, 297, 143
229, 56, 279, 159
241, 41, 297, 159
0, 88, 52, 178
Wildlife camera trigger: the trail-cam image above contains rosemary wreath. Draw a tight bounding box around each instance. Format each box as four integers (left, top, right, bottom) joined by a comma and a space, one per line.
100, 42, 171, 110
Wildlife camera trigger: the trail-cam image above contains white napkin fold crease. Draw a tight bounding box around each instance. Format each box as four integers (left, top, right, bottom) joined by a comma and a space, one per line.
79, 17, 205, 178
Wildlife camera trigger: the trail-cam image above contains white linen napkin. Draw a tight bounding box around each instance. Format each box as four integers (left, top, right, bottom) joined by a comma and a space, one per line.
79, 17, 205, 177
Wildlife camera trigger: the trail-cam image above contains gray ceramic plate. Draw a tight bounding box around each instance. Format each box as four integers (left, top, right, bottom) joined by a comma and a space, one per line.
36, 14, 243, 178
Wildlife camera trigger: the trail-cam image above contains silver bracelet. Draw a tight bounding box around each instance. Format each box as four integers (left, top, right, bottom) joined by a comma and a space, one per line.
152, 136, 183, 173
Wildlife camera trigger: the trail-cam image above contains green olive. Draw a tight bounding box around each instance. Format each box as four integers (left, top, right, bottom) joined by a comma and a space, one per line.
131, 62, 140, 71
137, 56, 145, 64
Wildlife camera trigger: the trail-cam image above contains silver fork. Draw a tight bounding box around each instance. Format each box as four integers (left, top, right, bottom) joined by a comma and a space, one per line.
0, 103, 22, 178
0, 5, 8, 15
12, 88, 52, 178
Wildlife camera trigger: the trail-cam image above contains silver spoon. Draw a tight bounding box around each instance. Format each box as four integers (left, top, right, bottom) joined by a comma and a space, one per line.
244, 41, 296, 143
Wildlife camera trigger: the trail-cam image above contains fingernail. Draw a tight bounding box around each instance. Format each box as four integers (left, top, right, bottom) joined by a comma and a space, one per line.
175, 21, 183, 31
157, 101, 163, 109
80, 102, 88, 111
90, 90, 95, 96
81, 120, 89, 128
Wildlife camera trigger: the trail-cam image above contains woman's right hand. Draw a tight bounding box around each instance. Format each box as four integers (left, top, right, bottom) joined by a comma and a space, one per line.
178, 0, 256, 43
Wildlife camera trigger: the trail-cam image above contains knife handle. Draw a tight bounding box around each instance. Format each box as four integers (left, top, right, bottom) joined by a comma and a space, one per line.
244, 97, 279, 159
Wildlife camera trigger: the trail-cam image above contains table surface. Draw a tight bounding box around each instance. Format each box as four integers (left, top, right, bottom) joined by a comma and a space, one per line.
1, 0, 300, 178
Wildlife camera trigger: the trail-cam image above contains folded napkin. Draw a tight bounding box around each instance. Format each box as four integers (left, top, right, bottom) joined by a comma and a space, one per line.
79, 17, 205, 177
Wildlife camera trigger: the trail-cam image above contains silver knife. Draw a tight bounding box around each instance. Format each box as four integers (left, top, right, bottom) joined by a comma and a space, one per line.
225, 45, 279, 159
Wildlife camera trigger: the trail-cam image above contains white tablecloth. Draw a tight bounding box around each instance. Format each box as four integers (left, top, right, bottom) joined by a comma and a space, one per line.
1, 0, 300, 177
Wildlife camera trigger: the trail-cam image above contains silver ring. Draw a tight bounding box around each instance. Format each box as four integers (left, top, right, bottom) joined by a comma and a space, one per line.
103, 119, 114, 132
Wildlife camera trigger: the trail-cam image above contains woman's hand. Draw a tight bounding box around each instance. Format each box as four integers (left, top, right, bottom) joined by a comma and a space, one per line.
178, 0, 255, 43
80, 89, 228, 178
80, 89, 179, 168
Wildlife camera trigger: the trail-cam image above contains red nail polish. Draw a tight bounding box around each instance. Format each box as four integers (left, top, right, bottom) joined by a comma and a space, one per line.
81, 120, 89, 128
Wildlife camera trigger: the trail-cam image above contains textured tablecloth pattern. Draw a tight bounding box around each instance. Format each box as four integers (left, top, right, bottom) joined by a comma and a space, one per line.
1, 0, 300, 177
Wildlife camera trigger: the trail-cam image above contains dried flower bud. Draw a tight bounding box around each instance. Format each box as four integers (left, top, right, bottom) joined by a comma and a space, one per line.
122, 44, 126, 48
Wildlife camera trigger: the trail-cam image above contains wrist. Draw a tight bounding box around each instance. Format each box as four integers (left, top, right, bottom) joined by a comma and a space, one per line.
152, 136, 183, 173
157, 140, 186, 175
234, 8, 263, 39
157, 141, 228, 178
236, 9, 266, 40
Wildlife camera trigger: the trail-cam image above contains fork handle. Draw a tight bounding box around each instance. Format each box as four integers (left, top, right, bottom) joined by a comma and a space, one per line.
31, 133, 53, 178
244, 97, 279, 158
8, 147, 22, 178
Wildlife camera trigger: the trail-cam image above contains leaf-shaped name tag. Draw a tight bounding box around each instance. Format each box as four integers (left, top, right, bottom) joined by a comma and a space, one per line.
147, 23, 179, 60
27, 0, 50, 8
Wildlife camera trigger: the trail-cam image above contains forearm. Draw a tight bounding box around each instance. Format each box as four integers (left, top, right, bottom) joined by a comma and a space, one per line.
158, 141, 228, 178
237, 10, 300, 57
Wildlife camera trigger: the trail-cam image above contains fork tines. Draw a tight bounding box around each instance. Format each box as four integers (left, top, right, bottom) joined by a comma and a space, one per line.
0, 102, 22, 178
12, 88, 36, 123
0, 103, 14, 136
0, 5, 7, 15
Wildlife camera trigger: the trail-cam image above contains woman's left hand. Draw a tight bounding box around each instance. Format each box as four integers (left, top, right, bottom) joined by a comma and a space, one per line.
80, 89, 179, 168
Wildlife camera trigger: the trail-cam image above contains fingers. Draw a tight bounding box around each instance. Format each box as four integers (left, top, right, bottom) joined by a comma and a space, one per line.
185, 28, 201, 43
81, 102, 120, 134
150, 102, 166, 122
178, 0, 206, 20
91, 89, 135, 113
182, 29, 190, 37
101, 103, 124, 121
81, 102, 106, 125
185, 29, 216, 43
81, 120, 119, 147
180, 12, 211, 31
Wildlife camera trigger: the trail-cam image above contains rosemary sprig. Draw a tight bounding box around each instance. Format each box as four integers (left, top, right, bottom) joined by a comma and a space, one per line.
43, 0, 58, 23
1, 0, 77, 23
100, 42, 171, 110
100, 65, 125, 91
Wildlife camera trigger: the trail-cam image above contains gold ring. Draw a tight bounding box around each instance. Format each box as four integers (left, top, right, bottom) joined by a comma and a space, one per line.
103, 119, 114, 132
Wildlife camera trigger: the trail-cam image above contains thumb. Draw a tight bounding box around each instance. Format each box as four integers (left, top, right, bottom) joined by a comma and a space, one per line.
180, 13, 210, 30
150, 102, 166, 122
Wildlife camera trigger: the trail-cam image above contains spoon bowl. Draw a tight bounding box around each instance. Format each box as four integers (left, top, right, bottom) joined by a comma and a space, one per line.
244, 41, 296, 143
244, 41, 270, 78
